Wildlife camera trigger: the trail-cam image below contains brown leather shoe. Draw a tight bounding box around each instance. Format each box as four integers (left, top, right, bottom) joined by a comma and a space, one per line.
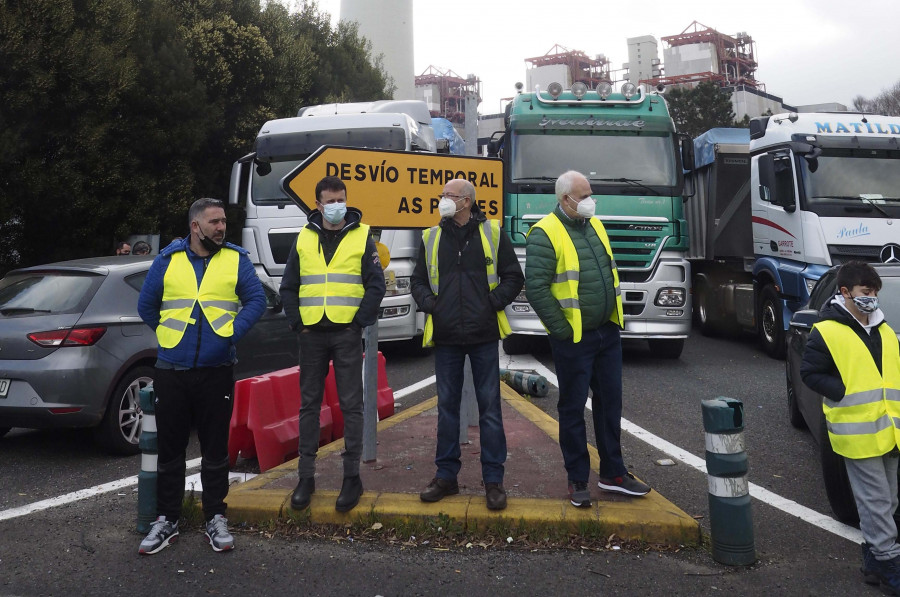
485, 482, 507, 510
419, 477, 459, 502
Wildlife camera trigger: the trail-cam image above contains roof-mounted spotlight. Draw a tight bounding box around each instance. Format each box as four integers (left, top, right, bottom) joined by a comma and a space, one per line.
547, 82, 563, 99
571, 81, 588, 99
621, 82, 638, 99
596, 81, 612, 100
514, 82, 524, 94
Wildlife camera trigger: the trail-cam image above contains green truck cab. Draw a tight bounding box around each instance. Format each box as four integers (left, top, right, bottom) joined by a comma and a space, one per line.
490, 82, 693, 358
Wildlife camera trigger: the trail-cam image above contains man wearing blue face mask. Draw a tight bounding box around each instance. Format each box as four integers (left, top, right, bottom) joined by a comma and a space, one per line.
279, 176, 386, 513
801, 261, 900, 592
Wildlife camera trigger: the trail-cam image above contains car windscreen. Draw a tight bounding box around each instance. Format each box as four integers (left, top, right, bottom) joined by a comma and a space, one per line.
0, 271, 104, 316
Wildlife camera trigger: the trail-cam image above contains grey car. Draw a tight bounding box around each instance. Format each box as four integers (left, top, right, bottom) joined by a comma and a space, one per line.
0, 256, 297, 455
785, 263, 900, 523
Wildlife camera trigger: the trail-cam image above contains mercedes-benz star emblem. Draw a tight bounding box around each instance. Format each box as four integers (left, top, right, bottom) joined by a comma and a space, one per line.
881, 243, 900, 264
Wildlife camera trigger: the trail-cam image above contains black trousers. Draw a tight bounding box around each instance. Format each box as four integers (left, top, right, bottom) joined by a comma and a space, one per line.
153, 366, 234, 522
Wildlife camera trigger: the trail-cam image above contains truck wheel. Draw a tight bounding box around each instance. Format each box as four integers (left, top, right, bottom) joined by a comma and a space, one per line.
502, 334, 533, 355
758, 285, 787, 359
94, 366, 152, 456
786, 360, 807, 430
648, 338, 684, 359
819, 415, 859, 524
695, 284, 719, 336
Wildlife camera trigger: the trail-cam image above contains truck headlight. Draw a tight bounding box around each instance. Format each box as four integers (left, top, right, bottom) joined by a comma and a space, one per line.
805, 278, 817, 295
385, 276, 411, 296
655, 288, 685, 307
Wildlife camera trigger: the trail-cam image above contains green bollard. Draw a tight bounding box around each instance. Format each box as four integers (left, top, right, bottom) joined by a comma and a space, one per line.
136, 385, 157, 534
499, 369, 550, 397
701, 397, 756, 566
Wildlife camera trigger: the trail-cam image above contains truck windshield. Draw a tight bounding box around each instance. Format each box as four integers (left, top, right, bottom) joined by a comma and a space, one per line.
251, 128, 408, 205
510, 133, 677, 187
802, 149, 900, 208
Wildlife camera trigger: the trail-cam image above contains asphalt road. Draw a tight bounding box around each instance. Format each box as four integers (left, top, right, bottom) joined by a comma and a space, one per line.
0, 330, 876, 596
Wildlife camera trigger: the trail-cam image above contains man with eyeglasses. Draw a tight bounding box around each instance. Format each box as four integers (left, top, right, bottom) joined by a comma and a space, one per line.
526, 170, 651, 509
411, 178, 523, 510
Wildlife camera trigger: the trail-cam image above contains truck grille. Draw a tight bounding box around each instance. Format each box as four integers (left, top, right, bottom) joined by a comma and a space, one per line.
603, 223, 668, 270
828, 245, 881, 263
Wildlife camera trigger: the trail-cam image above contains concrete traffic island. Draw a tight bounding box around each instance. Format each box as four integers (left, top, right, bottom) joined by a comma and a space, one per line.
227, 383, 701, 547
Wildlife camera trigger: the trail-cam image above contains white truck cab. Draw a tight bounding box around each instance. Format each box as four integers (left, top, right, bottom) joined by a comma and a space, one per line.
229, 101, 442, 343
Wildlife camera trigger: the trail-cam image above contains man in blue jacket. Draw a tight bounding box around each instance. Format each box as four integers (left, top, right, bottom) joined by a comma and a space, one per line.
137, 198, 265, 555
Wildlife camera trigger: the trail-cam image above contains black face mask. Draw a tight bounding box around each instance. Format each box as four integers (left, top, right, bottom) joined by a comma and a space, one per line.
198, 232, 222, 255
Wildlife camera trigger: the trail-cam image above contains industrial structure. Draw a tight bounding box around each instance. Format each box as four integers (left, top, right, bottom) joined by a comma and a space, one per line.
644, 21, 760, 90
413, 66, 481, 125
523, 44, 612, 92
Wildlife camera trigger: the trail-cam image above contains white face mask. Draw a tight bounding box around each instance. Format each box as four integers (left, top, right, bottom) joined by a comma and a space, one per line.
570, 196, 596, 218
438, 196, 464, 218
322, 202, 347, 225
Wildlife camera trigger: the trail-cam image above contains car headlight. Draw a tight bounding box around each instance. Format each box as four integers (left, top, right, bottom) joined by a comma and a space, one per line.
385, 275, 411, 296
655, 288, 685, 307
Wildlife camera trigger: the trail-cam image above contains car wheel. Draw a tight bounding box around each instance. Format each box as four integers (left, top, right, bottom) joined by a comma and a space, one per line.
95, 366, 153, 456
758, 285, 787, 359
786, 360, 807, 430
648, 338, 684, 359
502, 334, 533, 355
819, 414, 859, 524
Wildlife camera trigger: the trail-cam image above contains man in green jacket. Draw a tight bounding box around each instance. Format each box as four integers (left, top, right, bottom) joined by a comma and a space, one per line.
525, 170, 650, 508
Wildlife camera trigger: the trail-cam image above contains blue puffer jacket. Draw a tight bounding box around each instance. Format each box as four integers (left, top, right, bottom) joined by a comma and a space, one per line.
137, 237, 266, 368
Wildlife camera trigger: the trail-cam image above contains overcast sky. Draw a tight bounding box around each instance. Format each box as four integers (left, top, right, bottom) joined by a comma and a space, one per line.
311, 0, 898, 114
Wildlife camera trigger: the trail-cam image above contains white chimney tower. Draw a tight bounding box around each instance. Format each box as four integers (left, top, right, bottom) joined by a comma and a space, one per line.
340, 0, 414, 100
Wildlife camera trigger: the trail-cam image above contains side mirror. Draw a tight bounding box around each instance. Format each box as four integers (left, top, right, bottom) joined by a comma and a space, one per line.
679, 133, 695, 172
228, 161, 244, 206
487, 131, 505, 158
268, 291, 283, 314
789, 309, 818, 330
757, 154, 777, 205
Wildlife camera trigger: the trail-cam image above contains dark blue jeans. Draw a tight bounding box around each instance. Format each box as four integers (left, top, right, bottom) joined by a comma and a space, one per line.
433, 341, 506, 484
549, 321, 626, 482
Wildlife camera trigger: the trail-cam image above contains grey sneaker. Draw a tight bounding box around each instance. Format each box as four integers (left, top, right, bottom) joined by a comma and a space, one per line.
597, 473, 651, 496
568, 481, 591, 507
138, 516, 179, 555
205, 514, 234, 552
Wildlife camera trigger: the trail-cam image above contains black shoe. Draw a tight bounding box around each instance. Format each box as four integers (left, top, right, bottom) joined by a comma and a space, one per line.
485, 482, 507, 511
335, 475, 363, 512
862, 542, 880, 585
419, 477, 459, 502
291, 477, 315, 510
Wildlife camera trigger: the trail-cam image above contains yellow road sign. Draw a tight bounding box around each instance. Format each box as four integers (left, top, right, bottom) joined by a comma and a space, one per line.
281, 146, 503, 229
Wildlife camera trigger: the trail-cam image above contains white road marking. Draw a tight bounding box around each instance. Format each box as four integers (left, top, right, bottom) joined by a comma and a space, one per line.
0, 458, 202, 523
501, 349, 863, 544
0, 360, 866, 545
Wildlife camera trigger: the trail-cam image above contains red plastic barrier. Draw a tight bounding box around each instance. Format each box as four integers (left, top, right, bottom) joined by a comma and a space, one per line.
373, 351, 395, 421
228, 376, 259, 466
242, 367, 333, 473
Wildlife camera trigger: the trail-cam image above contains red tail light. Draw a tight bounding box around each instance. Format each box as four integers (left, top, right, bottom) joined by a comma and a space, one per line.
28, 327, 107, 347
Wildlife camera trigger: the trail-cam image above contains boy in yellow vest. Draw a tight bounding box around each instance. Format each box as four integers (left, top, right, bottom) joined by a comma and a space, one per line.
801, 261, 900, 593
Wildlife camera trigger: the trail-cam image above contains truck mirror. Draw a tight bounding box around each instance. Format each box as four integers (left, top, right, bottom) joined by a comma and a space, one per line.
679, 133, 695, 172
757, 154, 777, 205
228, 161, 244, 206
487, 131, 505, 158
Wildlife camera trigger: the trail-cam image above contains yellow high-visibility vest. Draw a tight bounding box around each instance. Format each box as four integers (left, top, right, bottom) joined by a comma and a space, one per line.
815, 319, 900, 459
157, 249, 240, 349
529, 212, 623, 343
421, 219, 512, 347
296, 224, 368, 325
